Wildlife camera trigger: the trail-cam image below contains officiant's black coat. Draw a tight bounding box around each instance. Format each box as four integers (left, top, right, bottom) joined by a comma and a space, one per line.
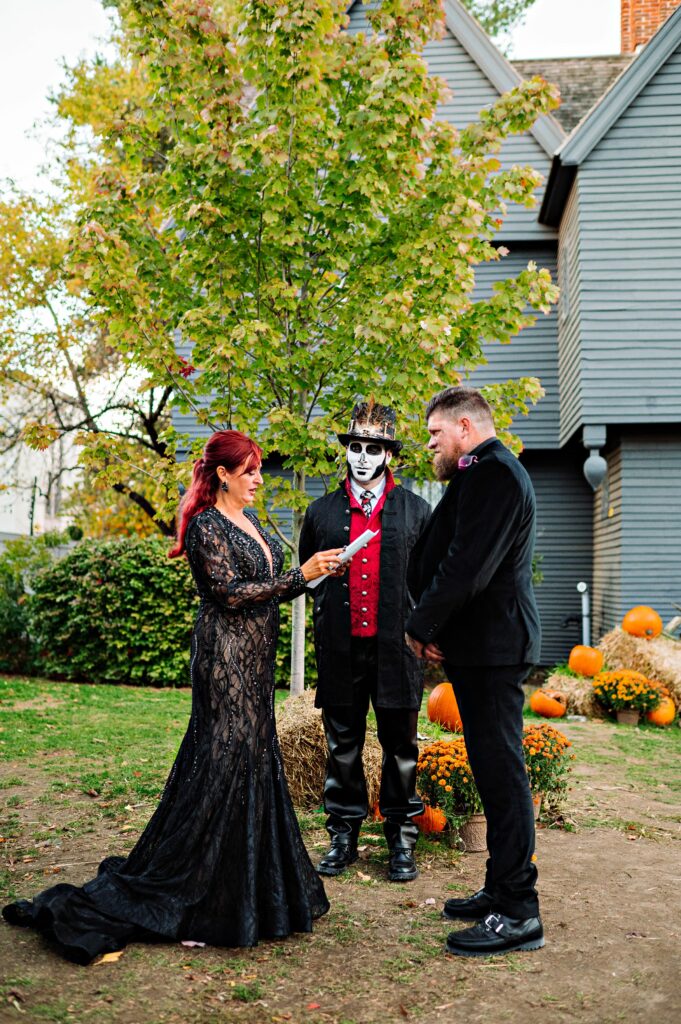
406, 438, 541, 667
299, 483, 431, 709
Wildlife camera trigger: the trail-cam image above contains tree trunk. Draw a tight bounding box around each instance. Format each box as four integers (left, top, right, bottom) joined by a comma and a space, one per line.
289, 468, 306, 696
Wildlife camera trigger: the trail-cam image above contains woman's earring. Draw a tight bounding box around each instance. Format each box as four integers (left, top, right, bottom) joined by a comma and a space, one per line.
221, 481, 229, 493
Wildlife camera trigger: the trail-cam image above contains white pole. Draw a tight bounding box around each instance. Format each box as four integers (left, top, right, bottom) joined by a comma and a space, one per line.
577, 582, 590, 646
290, 593, 306, 696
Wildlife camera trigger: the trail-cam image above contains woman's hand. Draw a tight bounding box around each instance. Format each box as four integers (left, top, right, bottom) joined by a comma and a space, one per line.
300, 548, 345, 582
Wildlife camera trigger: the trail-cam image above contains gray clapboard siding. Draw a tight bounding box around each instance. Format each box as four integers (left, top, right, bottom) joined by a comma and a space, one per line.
521, 450, 593, 664
559, 42, 681, 442
592, 433, 681, 636
592, 446, 623, 640
557, 180, 583, 445
346, 1, 556, 241
469, 247, 559, 449
619, 434, 681, 622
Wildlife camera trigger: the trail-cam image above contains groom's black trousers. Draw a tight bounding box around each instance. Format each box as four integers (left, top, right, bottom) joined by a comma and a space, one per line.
321, 637, 423, 849
445, 662, 539, 919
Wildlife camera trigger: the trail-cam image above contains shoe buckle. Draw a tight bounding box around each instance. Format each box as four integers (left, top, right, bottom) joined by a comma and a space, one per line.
484, 913, 504, 934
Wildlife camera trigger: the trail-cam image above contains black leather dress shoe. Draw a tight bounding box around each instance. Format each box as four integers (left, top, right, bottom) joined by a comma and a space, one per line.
317, 842, 358, 877
388, 846, 418, 882
446, 912, 544, 957
442, 887, 495, 921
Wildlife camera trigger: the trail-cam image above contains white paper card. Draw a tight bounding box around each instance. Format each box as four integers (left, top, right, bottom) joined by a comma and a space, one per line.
306, 528, 379, 589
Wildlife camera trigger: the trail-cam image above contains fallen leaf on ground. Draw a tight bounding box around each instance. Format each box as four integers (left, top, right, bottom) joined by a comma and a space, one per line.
181, 940, 206, 947
306, 1002, 321, 1010
95, 950, 125, 964
356, 871, 371, 881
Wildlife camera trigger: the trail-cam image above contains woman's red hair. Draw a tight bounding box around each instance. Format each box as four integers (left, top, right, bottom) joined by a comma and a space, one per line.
169, 430, 263, 558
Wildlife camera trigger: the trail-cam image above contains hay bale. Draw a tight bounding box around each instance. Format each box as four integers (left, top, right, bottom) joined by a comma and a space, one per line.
598, 629, 681, 706
276, 690, 382, 809
545, 672, 607, 718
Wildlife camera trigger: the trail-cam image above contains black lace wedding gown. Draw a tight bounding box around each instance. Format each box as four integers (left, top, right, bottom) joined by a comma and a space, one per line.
3, 507, 329, 964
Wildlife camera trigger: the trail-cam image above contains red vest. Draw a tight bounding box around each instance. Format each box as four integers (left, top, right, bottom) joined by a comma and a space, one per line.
344, 472, 395, 637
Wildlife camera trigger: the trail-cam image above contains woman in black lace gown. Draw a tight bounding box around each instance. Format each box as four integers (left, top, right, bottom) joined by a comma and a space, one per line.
3, 430, 343, 964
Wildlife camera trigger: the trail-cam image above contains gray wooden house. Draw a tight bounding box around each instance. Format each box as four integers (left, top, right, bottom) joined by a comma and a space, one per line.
174, 0, 681, 664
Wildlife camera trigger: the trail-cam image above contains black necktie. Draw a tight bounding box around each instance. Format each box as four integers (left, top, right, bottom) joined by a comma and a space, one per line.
360, 489, 374, 517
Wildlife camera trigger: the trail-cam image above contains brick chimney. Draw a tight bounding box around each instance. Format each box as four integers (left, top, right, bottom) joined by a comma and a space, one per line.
621, 0, 681, 52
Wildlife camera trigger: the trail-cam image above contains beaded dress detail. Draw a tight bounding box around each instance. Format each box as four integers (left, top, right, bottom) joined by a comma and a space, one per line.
2, 507, 329, 964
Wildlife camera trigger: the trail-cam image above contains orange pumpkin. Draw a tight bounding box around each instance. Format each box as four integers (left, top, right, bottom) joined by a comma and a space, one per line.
370, 801, 385, 822
568, 645, 604, 677
646, 696, 676, 727
413, 805, 447, 833
622, 606, 663, 639
427, 682, 463, 732
529, 688, 567, 719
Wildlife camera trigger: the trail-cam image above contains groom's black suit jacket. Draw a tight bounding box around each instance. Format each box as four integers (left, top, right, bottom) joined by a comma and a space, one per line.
406, 438, 541, 667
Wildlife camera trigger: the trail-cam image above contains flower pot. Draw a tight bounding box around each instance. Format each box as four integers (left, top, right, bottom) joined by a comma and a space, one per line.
532, 793, 543, 820
458, 813, 487, 853
616, 708, 640, 726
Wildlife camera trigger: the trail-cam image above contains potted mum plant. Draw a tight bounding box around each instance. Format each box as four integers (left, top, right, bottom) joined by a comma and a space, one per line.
415, 738, 486, 851
522, 722, 575, 814
417, 725, 575, 846
592, 669, 662, 725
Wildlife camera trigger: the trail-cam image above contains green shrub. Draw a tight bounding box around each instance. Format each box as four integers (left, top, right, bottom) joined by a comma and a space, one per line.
27, 537, 197, 686
2, 532, 320, 688
0, 532, 65, 673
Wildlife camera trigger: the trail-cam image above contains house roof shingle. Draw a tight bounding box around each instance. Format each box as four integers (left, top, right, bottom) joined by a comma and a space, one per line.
512, 55, 633, 133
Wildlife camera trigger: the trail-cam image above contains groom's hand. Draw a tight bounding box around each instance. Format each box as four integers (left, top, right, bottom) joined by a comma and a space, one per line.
405, 633, 425, 658
423, 642, 444, 664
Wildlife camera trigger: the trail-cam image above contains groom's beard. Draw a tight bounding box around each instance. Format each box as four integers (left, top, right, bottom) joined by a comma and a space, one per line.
433, 450, 460, 481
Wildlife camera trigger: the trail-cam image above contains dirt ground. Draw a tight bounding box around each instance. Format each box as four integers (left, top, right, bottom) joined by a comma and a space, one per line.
1, 718, 680, 1024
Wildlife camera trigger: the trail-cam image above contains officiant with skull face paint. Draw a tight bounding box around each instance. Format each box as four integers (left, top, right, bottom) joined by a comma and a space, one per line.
299, 401, 431, 882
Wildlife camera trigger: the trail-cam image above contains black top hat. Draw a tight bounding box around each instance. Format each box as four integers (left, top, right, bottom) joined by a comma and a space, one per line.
337, 399, 402, 453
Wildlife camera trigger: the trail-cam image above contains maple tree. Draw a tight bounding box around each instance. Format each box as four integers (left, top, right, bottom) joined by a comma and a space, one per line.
5, 0, 559, 690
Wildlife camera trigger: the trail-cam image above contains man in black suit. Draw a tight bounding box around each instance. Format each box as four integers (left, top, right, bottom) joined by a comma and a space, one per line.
405, 386, 544, 958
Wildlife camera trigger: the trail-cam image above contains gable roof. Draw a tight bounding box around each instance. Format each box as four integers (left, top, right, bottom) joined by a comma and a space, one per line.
512, 55, 633, 133
540, 4, 681, 225
441, 0, 565, 156
346, 0, 565, 158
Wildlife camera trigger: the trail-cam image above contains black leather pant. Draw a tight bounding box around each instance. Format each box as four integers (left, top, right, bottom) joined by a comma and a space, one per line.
445, 662, 539, 919
321, 637, 423, 849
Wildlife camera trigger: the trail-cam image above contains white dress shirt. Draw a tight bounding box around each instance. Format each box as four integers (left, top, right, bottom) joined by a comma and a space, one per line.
349, 475, 386, 516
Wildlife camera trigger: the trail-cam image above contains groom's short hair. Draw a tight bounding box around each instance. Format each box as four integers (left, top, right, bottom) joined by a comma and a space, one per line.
425, 386, 494, 425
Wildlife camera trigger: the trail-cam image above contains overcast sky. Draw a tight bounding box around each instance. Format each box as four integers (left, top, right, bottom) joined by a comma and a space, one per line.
1, 0, 620, 190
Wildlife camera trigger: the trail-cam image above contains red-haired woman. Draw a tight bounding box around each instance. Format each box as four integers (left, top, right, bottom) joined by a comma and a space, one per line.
3, 431, 342, 963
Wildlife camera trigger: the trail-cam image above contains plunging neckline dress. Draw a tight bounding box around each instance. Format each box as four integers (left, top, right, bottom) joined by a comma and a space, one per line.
2, 507, 329, 963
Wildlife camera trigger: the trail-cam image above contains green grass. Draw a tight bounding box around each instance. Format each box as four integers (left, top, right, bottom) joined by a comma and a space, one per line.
231, 981, 263, 1002
3, 673, 680, 869
0, 775, 24, 789
569, 719, 681, 795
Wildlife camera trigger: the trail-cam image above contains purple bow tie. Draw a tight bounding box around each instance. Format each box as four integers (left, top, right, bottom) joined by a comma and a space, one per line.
457, 455, 478, 470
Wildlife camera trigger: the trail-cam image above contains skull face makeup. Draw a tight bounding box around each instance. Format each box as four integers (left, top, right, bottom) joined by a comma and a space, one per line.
346, 440, 392, 485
